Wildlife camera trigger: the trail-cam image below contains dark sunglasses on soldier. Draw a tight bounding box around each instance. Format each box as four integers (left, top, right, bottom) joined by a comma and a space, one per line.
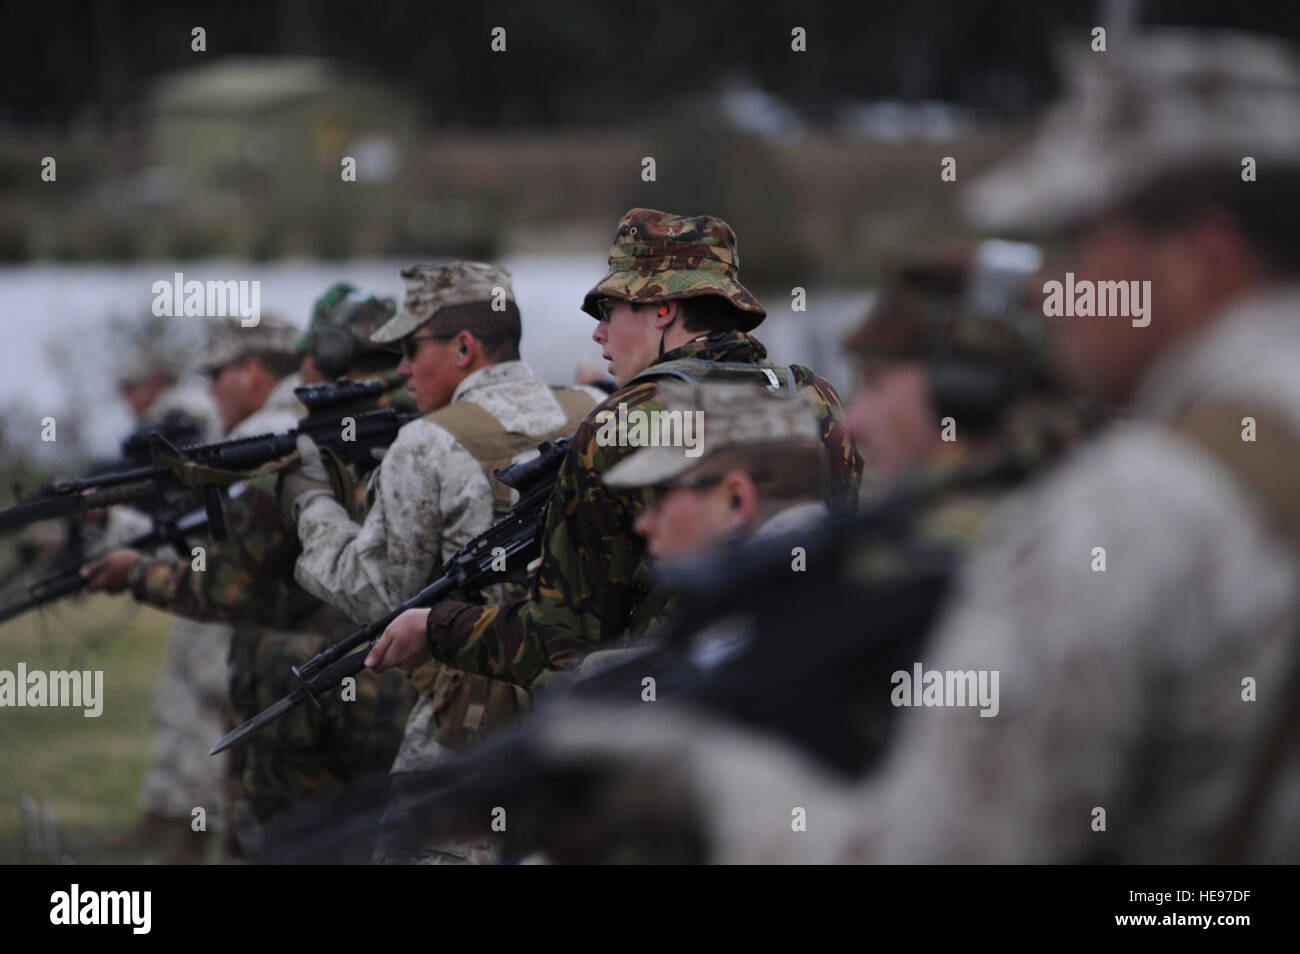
400, 332, 455, 361
640, 470, 773, 511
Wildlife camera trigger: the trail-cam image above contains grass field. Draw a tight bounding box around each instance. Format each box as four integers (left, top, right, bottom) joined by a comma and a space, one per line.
0, 592, 173, 863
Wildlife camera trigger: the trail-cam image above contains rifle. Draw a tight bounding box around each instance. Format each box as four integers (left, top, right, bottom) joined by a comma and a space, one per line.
209, 435, 574, 756
0, 379, 418, 541
254, 450, 1042, 863
0, 498, 216, 627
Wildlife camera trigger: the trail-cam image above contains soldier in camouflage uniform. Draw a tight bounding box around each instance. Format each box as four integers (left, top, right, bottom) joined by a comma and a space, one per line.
366, 208, 862, 692
603, 380, 830, 563
531, 30, 1300, 864
86, 306, 416, 861
282, 262, 594, 864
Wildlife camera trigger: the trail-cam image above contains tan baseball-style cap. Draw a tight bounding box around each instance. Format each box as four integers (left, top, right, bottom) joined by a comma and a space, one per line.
965, 29, 1300, 233
603, 379, 820, 489
370, 261, 518, 344
196, 314, 299, 375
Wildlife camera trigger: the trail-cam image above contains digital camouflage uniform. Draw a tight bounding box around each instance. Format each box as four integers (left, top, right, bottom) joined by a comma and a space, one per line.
424, 209, 863, 687
292, 262, 593, 863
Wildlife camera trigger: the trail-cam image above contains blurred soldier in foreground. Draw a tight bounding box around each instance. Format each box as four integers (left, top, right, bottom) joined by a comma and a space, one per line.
280, 263, 593, 864
366, 208, 861, 691
507, 29, 1300, 863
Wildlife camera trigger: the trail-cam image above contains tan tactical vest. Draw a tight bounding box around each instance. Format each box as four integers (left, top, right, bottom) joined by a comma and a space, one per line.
1170, 403, 1300, 862
407, 386, 595, 750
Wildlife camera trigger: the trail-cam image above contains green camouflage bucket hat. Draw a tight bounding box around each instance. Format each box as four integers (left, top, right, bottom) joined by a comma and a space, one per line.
581, 208, 766, 331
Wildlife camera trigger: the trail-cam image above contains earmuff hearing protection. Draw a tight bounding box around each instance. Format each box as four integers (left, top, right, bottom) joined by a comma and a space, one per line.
926, 240, 1043, 438
313, 322, 356, 380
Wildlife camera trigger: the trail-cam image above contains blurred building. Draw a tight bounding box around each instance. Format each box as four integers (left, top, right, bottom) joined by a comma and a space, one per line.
141, 56, 417, 257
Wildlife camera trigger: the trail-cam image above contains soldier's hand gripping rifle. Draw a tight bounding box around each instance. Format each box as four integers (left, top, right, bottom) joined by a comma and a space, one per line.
209, 436, 574, 756
0, 379, 418, 541
0, 495, 221, 626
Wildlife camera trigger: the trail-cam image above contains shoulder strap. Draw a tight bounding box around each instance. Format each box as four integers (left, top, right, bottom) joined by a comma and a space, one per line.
551, 386, 600, 421
629, 357, 797, 392
430, 392, 593, 518
1169, 402, 1300, 862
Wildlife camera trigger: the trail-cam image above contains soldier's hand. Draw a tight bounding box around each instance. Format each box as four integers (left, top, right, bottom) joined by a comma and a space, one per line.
81, 549, 142, 593
279, 434, 335, 526
367, 608, 432, 673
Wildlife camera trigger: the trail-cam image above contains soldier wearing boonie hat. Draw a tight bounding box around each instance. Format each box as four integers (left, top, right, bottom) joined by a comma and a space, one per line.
626, 29, 1300, 866
363, 209, 860, 707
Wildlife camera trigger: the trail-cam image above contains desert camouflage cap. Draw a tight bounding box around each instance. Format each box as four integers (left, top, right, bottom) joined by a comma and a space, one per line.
197, 314, 300, 375
295, 282, 398, 354
843, 240, 1045, 372
581, 208, 766, 331
966, 29, 1300, 233
114, 343, 184, 385
370, 261, 517, 344
603, 379, 820, 489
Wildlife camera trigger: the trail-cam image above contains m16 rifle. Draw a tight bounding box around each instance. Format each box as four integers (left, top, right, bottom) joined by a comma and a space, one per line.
0, 379, 418, 542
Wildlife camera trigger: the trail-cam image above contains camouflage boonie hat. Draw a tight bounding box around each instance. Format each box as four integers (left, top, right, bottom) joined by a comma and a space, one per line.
581, 208, 766, 331
965, 29, 1300, 233
370, 262, 518, 344
844, 240, 1045, 371
603, 379, 820, 489
295, 282, 398, 355
197, 314, 300, 375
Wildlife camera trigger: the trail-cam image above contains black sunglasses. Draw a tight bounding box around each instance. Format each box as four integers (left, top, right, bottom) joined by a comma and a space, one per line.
640, 471, 773, 511
400, 332, 456, 361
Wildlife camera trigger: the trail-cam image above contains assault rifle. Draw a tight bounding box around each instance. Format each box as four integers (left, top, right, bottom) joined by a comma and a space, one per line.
0, 495, 219, 626
209, 436, 574, 756
253, 450, 1041, 863
0, 379, 418, 541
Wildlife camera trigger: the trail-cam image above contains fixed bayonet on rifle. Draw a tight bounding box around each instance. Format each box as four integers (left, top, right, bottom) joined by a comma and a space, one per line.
0, 378, 418, 539
209, 436, 574, 756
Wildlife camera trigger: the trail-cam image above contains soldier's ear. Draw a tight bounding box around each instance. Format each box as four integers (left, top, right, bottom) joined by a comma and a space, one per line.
722, 471, 758, 527
651, 301, 678, 330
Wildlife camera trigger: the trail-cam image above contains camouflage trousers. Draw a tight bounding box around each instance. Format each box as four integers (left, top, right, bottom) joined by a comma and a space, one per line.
139, 618, 232, 828
227, 625, 416, 863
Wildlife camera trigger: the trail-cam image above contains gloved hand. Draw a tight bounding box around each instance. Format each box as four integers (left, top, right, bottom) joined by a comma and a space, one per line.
279, 434, 336, 527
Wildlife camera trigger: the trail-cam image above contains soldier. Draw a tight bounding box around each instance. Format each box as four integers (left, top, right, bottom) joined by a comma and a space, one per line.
603, 379, 829, 564
114, 339, 220, 443
531, 29, 1300, 864
84, 311, 416, 862
365, 208, 862, 690
280, 261, 594, 863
